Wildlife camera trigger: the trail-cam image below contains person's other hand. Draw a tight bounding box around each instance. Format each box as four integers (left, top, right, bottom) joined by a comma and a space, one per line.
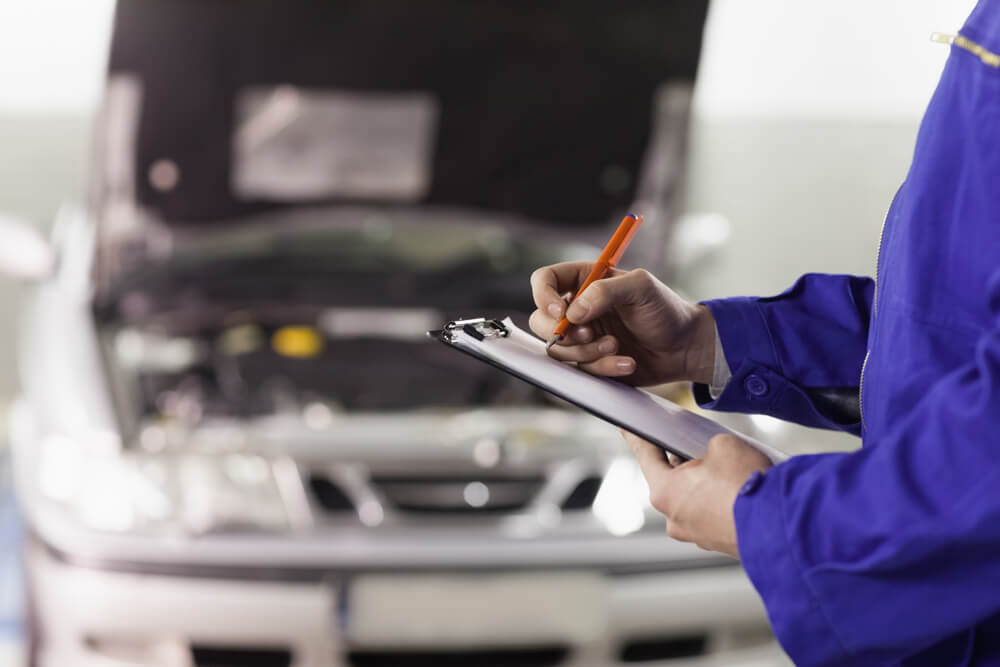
622, 431, 773, 558
529, 262, 717, 386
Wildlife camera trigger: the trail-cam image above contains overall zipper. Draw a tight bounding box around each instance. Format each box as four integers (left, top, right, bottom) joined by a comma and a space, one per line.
858, 31, 995, 431
859, 199, 892, 432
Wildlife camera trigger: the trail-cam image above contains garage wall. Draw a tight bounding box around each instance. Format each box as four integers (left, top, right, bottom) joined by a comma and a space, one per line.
695, 0, 978, 120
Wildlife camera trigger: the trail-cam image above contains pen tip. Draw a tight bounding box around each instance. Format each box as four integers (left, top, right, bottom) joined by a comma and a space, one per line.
546, 336, 561, 350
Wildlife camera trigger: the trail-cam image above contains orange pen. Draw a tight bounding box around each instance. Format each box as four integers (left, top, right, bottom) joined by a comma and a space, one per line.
546, 213, 644, 349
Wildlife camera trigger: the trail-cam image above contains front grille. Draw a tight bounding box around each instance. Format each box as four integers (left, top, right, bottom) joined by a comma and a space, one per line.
619, 634, 707, 662
308, 475, 356, 513
561, 475, 603, 510
347, 647, 569, 666
190, 645, 292, 667
370, 475, 545, 515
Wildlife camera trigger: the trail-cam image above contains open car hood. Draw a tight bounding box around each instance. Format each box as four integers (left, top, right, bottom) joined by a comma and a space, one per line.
89, 0, 709, 303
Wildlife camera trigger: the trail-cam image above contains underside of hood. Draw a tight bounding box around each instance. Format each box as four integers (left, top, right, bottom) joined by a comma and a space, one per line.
101, 0, 708, 224
89, 0, 709, 301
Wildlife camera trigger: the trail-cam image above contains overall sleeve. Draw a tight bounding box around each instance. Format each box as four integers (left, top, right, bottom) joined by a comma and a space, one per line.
735, 269, 1000, 666
694, 272, 874, 435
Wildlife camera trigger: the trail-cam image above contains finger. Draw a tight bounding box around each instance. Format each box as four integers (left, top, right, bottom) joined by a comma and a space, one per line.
531, 263, 627, 321
621, 430, 673, 487
529, 263, 592, 319
528, 310, 595, 344
559, 324, 595, 344
546, 335, 619, 364
527, 309, 550, 340
565, 268, 658, 325
578, 355, 637, 377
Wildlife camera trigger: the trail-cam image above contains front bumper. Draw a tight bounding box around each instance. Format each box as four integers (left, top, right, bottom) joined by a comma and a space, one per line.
28, 540, 788, 667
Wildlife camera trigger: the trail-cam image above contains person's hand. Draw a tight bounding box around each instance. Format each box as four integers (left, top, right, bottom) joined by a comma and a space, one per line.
623, 431, 773, 558
529, 262, 717, 386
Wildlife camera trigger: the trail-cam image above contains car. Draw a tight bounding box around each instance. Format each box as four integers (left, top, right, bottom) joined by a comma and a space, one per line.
7, 2, 789, 665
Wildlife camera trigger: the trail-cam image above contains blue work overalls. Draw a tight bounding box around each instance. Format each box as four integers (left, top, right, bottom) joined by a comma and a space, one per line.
697, 1, 1000, 664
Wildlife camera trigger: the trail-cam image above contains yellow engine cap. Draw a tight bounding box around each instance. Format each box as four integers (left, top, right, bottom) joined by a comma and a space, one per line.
272, 326, 324, 358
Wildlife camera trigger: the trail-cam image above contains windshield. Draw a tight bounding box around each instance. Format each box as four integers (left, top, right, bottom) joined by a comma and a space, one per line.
99, 214, 598, 421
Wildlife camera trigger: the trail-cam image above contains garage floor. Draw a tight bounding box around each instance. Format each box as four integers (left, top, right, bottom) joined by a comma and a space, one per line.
0, 644, 21, 667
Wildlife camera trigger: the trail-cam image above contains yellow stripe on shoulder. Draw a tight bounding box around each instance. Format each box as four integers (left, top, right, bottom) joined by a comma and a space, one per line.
932, 32, 1000, 68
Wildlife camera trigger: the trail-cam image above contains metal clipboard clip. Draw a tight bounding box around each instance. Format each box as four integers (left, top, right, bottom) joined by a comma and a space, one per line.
431, 318, 511, 343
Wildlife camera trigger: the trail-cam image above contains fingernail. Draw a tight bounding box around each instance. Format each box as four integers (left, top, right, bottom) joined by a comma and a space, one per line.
616, 358, 635, 372
598, 338, 616, 354
575, 326, 593, 342
547, 303, 563, 318
567, 297, 590, 321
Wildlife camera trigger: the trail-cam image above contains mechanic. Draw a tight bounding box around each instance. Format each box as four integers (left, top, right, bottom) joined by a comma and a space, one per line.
528, 1, 1000, 664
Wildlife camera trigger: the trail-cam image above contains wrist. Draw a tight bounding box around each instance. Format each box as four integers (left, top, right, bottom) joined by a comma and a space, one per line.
684, 305, 718, 385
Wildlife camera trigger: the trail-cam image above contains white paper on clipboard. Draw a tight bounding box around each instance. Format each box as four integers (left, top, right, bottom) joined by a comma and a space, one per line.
430, 317, 787, 463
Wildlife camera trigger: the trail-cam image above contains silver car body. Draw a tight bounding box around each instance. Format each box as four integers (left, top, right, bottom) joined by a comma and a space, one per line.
9, 205, 790, 667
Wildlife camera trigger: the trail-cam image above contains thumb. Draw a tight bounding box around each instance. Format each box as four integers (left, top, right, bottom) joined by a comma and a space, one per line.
565, 269, 658, 324
706, 433, 773, 471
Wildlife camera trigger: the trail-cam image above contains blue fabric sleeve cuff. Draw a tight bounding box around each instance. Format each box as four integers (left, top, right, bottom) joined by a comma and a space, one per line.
694, 296, 784, 415
693, 365, 861, 435
693, 297, 862, 435
701, 296, 781, 376
735, 462, 848, 665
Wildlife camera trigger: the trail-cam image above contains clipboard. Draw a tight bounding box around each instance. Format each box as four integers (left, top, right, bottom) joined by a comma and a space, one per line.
429, 317, 787, 463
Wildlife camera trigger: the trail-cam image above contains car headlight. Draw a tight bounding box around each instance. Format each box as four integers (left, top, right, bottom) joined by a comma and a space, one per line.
592, 457, 652, 537
177, 454, 289, 534
35, 434, 290, 534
